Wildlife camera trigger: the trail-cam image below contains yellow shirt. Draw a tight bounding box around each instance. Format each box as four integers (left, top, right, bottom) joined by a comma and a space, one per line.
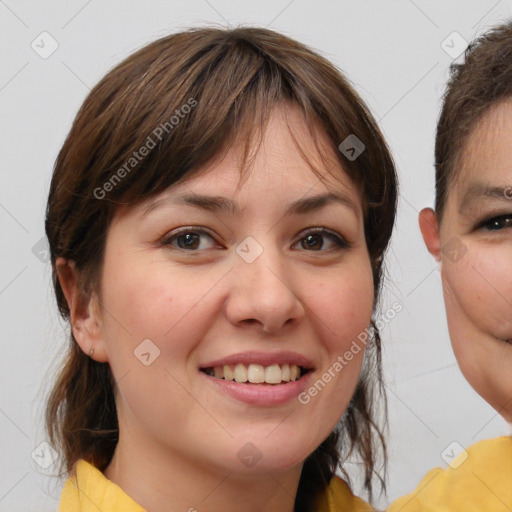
388, 436, 512, 512
58, 459, 373, 511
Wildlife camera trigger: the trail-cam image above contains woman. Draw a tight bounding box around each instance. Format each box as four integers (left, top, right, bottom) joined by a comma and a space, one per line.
389, 19, 512, 512
44, 26, 397, 511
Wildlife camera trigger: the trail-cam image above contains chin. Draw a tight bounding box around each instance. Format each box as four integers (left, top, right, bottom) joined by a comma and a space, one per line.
234, 453, 307, 476
214, 438, 314, 475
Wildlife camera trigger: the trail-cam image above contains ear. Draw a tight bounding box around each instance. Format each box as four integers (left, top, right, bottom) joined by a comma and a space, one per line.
418, 208, 441, 262
56, 257, 109, 362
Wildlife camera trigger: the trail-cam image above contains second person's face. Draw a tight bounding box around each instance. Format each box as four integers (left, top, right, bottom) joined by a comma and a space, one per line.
421, 100, 512, 421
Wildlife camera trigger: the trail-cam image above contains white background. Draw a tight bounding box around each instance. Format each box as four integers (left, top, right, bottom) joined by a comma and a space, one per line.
1, 1, 511, 510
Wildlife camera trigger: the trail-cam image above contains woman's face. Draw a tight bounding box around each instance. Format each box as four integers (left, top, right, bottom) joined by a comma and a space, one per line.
82, 105, 374, 475
420, 100, 512, 421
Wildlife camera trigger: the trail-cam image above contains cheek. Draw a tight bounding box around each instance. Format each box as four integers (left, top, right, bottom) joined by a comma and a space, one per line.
294, 260, 374, 435
443, 247, 512, 340
308, 258, 375, 385
99, 261, 214, 428
442, 245, 512, 419
336, 262, 374, 336
99, 253, 210, 371
309, 257, 374, 323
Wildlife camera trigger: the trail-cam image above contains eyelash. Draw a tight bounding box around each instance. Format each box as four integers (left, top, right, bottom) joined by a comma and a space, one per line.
160, 226, 350, 252
476, 214, 512, 231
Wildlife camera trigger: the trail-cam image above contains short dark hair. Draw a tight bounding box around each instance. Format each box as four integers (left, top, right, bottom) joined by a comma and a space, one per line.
435, 19, 512, 221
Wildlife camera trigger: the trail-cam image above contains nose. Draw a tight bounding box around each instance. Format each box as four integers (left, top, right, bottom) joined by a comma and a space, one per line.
225, 242, 305, 334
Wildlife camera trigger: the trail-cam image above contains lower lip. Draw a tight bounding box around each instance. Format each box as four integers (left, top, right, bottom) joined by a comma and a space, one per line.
200, 371, 313, 406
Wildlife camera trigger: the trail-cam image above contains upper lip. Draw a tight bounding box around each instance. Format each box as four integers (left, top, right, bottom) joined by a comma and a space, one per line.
199, 351, 315, 369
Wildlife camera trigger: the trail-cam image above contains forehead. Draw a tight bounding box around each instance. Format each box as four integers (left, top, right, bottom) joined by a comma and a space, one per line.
161, 103, 356, 197
117, 104, 363, 223
454, 100, 512, 189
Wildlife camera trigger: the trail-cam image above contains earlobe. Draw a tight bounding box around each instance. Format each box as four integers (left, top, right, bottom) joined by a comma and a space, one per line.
56, 257, 109, 362
418, 208, 442, 262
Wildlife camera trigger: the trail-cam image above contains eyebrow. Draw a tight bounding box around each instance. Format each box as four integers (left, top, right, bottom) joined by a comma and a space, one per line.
142, 192, 360, 219
459, 183, 512, 215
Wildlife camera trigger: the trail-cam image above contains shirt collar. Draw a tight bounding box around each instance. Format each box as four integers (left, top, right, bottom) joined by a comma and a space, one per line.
58, 459, 146, 512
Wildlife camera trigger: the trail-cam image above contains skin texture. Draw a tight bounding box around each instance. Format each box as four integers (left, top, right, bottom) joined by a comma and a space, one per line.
420, 100, 512, 423
56, 105, 375, 512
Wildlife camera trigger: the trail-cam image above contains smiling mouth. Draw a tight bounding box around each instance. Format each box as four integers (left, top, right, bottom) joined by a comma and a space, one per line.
200, 363, 311, 384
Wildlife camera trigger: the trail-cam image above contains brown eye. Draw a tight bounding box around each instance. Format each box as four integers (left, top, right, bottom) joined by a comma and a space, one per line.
161, 229, 217, 250
295, 228, 350, 251
301, 234, 324, 250
176, 233, 201, 249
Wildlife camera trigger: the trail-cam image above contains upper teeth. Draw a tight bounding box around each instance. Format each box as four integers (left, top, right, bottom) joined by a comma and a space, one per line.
205, 363, 302, 384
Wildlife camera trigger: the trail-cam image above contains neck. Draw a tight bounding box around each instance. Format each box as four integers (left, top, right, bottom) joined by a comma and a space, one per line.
103, 429, 304, 512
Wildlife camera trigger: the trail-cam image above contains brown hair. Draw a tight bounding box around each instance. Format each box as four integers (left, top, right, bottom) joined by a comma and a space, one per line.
435, 19, 512, 221
44, 26, 397, 508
